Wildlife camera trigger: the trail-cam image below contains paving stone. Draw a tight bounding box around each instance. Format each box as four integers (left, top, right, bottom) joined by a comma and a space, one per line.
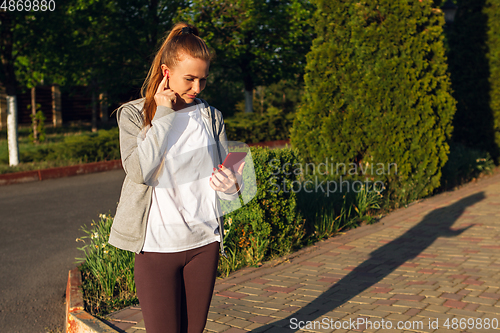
475, 305, 500, 314
224, 318, 254, 329
457, 289, 472, 296
446, 308, 484, 318
440, 293, 463, 301
204, 321, 231, 332
218, 310, 256, 320
207, 312, 226, 321
385, 313, 411, 322
221, 328, 247, 333
462, 296, 497, 305
390, 294, 425, 302
373, 305, 406, 314
214, 315, 237, 324
437, 286, 464, 294
216, 291, 248, 299
479, 292, 500, 300
392, 300, 428, 309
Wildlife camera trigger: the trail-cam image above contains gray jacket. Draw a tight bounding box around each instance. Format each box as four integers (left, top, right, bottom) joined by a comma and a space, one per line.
108, 97, 237, 255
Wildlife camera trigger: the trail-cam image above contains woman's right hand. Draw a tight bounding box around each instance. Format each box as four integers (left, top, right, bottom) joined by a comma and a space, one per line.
154, 75, 177, 109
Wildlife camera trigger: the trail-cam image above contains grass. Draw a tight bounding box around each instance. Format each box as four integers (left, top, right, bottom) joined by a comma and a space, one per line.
76, 213, 138, 317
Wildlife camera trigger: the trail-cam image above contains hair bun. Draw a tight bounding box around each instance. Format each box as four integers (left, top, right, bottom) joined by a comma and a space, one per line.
181, 27, 196, 35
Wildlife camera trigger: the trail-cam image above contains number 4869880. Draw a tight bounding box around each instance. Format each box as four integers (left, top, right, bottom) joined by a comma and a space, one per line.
1, 0, 56, 11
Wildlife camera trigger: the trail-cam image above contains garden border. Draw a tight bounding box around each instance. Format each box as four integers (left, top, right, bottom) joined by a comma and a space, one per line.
65, 267, 119, 333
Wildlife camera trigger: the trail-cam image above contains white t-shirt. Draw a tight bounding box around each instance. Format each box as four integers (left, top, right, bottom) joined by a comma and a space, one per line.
142, 103, 220, 252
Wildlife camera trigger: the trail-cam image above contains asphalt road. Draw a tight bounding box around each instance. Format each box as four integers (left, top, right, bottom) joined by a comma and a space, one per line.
0, 169, 125, 333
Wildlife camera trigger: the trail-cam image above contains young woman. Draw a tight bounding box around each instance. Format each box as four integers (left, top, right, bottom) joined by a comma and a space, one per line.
108, 22, 244, 333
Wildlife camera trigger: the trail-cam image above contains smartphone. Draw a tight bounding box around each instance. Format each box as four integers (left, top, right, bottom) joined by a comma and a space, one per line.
222, 152, 247, 172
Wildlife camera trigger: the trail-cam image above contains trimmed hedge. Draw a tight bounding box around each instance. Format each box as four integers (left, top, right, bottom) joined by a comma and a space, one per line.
447, 0, 500, 163
291, 0, 456, 207
488, 0, 500, 161
21, 128, 120, 163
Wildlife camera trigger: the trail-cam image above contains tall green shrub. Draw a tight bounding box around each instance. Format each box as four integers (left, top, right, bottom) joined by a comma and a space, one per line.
291, 0, 456, 206
447, 0, 500, 163
486, 0, 500, 162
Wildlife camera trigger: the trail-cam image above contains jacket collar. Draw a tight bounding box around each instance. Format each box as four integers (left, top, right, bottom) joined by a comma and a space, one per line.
195, 98, 211, 118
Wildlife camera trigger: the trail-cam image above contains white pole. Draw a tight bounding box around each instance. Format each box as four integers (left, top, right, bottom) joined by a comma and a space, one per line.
244, 90, 253, 113
7, 95, 19, 166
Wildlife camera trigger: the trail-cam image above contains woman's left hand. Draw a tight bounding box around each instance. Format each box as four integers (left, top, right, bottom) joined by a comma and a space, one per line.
209, 163, 245, 194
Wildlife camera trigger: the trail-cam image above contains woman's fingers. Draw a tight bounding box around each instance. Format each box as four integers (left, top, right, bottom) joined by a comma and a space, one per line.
210, 165, 241, 193
154, 76, 176, 108
156, 75, 167, 94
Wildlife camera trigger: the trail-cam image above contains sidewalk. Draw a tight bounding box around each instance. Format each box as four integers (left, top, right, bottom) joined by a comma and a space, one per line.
105, 170, 500, 333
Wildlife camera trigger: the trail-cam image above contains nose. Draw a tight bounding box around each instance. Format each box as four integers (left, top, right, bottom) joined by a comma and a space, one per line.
192, 80, 201, 94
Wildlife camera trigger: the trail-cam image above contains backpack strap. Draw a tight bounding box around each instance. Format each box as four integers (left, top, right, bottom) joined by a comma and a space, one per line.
198, 98, 223, 165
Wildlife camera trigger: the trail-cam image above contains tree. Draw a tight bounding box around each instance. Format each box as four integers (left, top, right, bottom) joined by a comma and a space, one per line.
1, 6, 81, 164
291, 0, 456, 206
57, 0, 188, 130
0, 9, 58, 164
178, 0, 314, 113
0, 11, 20, 165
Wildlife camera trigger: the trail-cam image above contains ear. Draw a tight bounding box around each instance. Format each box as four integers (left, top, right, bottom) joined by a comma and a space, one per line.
160, 64, 170, 78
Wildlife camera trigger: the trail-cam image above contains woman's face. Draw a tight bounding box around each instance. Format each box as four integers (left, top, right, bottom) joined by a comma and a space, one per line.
161, 54, 210, 107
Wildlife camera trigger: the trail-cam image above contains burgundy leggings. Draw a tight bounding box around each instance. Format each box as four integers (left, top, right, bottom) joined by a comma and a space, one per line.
134, 242, 220, 333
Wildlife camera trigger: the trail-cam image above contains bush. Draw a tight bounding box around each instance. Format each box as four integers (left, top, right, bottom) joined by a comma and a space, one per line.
224, 109, 295, 143
220, 147, 304, 270
447, 0, 500, 163
291, 0, 456, 208
487, 0, 500, 162
439, 142, 495, 190
23, 128, 120, 163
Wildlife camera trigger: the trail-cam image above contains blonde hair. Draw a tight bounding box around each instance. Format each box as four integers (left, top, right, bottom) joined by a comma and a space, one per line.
141, 22, 211, 127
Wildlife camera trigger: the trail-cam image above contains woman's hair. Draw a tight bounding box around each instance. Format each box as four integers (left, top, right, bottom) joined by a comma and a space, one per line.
141, 22, 211, 127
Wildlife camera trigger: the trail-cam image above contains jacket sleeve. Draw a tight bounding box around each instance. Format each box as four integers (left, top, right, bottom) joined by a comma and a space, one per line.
215, 110, 245, 201
117, 104, 176, 185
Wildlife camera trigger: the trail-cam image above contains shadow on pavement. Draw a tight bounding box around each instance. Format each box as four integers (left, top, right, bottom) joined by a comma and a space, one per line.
252, 192, 485, 332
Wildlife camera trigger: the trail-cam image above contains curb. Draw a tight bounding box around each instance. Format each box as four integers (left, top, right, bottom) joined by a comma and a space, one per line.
0, 160, 123, 186
65, 267, 118, 333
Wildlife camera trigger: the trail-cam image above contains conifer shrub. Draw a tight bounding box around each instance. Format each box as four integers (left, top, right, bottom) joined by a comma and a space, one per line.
291, 0, 456, 207
447, 0, 500, 163
485, 0, 500, 162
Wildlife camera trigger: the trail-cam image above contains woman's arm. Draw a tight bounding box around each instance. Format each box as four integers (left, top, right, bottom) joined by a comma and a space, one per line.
117, 103, 177, 185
